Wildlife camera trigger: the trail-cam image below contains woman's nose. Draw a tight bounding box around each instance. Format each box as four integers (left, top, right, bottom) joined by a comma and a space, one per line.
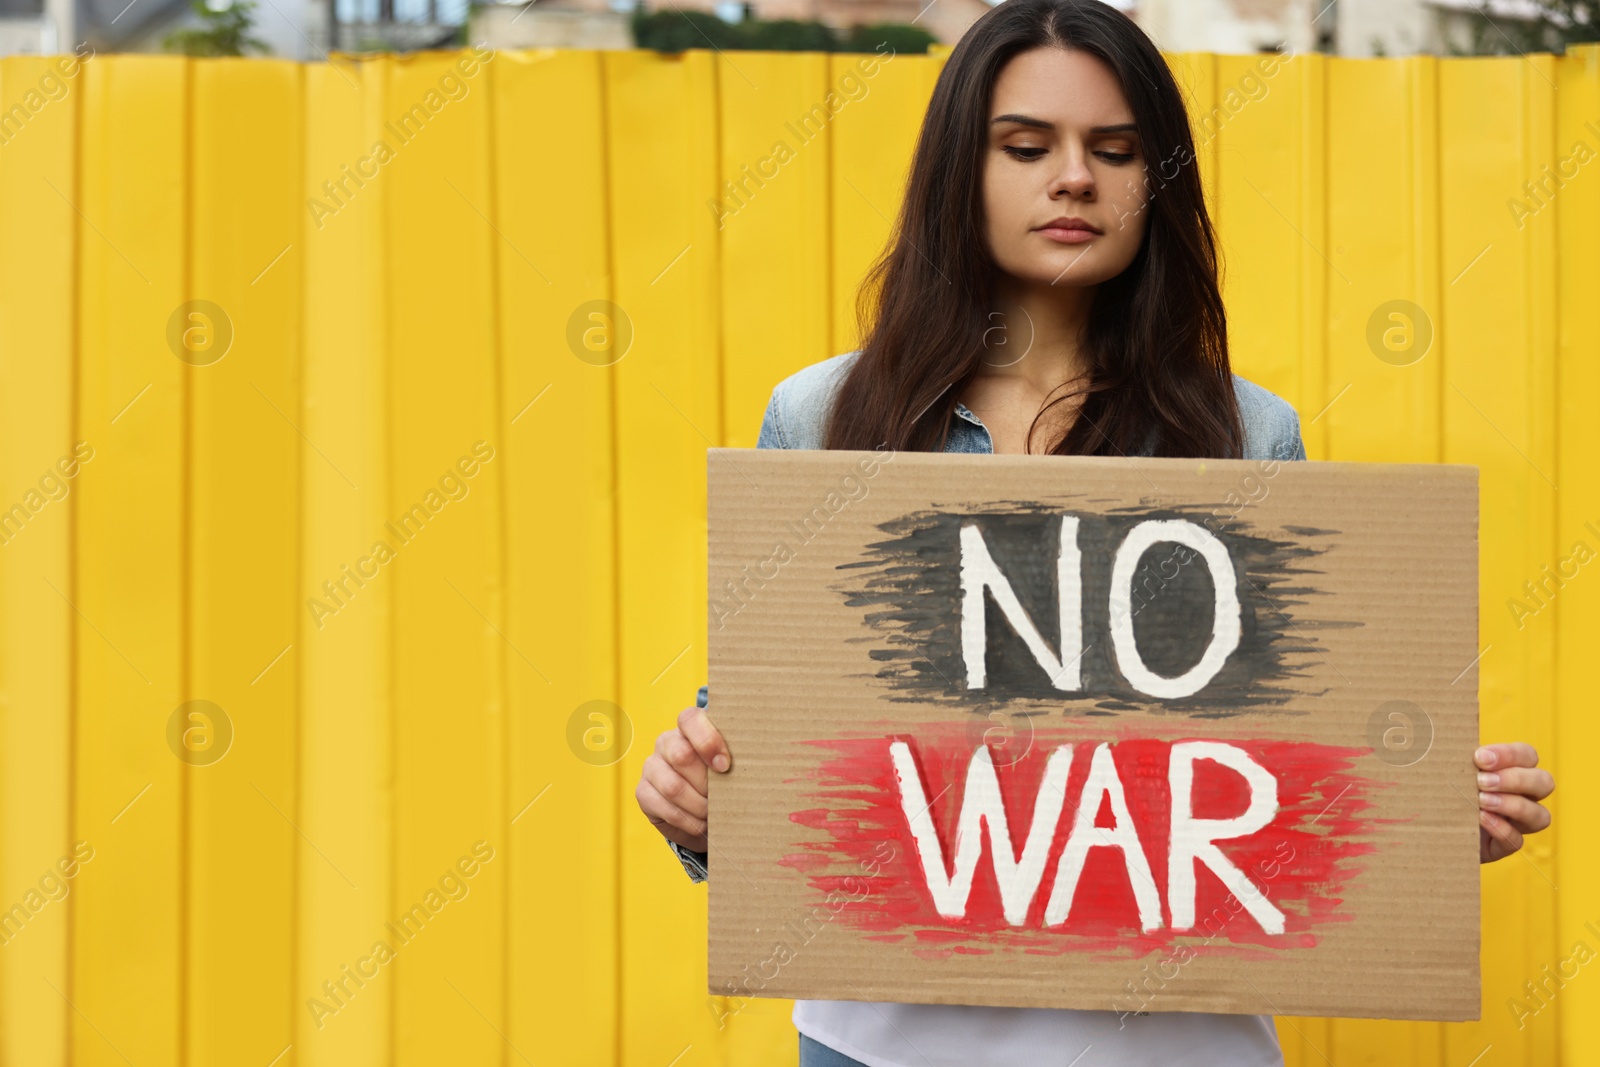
1050, 148, 1096, 200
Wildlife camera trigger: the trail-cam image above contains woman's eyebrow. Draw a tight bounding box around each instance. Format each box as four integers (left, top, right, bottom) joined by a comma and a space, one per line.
989, 115, 1139, 135
990, 113, 1053, 130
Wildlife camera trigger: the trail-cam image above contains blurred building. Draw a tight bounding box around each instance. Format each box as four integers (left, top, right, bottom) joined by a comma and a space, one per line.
0, 0, 1561, 60
470, 0, 1016, 51
86, 0, 332, 58
0, 0, 78, 53
1342, 0, 1555, 58
0, 0, 465, 58
1132, 0, 1324, 54
324, 0, 467, 52
470, 0, 1550, 55
1094, 0, 1552, 57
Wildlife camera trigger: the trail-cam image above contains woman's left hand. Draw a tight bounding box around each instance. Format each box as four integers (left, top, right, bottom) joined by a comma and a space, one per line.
1477, 742, 1554, 863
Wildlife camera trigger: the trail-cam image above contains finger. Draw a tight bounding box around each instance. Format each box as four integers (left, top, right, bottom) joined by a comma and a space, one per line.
1481, 809, 1524, 857
636, 777, 707, 840
643, 753, 708, 820
650, 817, 706, 853
1480, 791, 1551, 834
656, 729, 709, 796
679, 706, 732, 773
1476, 742, 1539, 771
634, 775, 704, 851
1479, 765, 1555, 802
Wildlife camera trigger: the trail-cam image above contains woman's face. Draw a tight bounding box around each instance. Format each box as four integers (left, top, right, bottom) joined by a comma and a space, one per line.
982, 46, 1152, 291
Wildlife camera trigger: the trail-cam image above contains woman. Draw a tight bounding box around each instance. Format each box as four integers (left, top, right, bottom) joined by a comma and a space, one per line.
635, 1, 1555, 1063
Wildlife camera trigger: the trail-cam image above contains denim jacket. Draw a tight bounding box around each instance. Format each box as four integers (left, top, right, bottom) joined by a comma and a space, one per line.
668, 349, 1307, 880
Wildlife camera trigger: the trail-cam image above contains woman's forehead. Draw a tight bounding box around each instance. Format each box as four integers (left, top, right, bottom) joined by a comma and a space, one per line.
990, 47, 1136, 126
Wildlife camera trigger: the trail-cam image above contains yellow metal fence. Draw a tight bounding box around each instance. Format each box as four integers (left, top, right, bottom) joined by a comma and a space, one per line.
0, 41, 1593, 1067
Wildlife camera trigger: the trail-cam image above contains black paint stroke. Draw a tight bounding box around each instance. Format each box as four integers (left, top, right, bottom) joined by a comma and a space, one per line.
833, 500, 1355, 720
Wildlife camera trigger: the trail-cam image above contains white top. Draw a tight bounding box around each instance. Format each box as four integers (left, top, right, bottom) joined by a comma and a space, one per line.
792, 1000, 1283, 1067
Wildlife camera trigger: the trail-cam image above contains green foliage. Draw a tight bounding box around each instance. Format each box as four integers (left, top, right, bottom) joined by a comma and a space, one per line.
630, 8, 743, 53
163, 0, 272, 57
630, 7, 933, 54
838, 22, 936, 54
1451, 0, 1600, 56
740, 17, 838, 52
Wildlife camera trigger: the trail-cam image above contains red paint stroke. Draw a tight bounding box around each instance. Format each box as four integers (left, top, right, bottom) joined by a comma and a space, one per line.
784, 723, 1388, 962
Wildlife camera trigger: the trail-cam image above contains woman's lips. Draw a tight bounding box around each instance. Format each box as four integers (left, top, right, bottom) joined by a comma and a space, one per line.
1036, 225, 1099, 244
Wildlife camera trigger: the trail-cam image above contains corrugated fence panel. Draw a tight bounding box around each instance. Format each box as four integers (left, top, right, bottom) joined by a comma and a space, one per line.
383, 50, 509, 1067
297, 53, 395, 1067
0, 42, 1593, 1067
0, 50, 79, 1067
490, 47, 621, 1067
718, 50, 831, 454
605, 48, 727, 1067
187, 56, 304, 1066
1555, 44, 1600, 1067
1167, 52, 1220, 261
826, 51, 939, 356
70, 54, 187, 1067
1323, 55, 1442, 469
1212, 50, 1322, 413
1439, 52, 1560, 1067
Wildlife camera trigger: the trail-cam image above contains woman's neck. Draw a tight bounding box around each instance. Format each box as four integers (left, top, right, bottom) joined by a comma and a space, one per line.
976, 276, 1095, 393
956, 276, 1098, 454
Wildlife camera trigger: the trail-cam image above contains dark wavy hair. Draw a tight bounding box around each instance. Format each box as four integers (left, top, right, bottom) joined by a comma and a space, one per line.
823, 0, 1242, 458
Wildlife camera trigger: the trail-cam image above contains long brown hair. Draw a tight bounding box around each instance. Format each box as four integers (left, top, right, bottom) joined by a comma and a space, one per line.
824, 0, 1243, 458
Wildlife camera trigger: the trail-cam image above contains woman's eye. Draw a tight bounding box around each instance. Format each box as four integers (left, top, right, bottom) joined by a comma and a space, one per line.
1000, 144, 1136, 164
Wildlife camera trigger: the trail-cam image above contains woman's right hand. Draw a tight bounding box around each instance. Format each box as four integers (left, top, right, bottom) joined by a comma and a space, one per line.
635, 704, 731, 855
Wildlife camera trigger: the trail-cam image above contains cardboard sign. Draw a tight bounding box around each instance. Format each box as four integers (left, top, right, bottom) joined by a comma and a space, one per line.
705, 448, 1480, 1021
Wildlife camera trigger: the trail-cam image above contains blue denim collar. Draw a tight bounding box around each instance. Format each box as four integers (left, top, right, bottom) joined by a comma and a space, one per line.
953, 400, 984, 427
954, 399, 1167, 457
947, 401, 993, 454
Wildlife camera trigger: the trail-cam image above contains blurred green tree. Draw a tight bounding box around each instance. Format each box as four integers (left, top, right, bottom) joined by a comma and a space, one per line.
837, 21, 936, 53
630, 7, 933, 54
630, 8, 743, 53
740, 17, 838, 51
1454, 0, 1600, 55
164, 0, 273, 57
